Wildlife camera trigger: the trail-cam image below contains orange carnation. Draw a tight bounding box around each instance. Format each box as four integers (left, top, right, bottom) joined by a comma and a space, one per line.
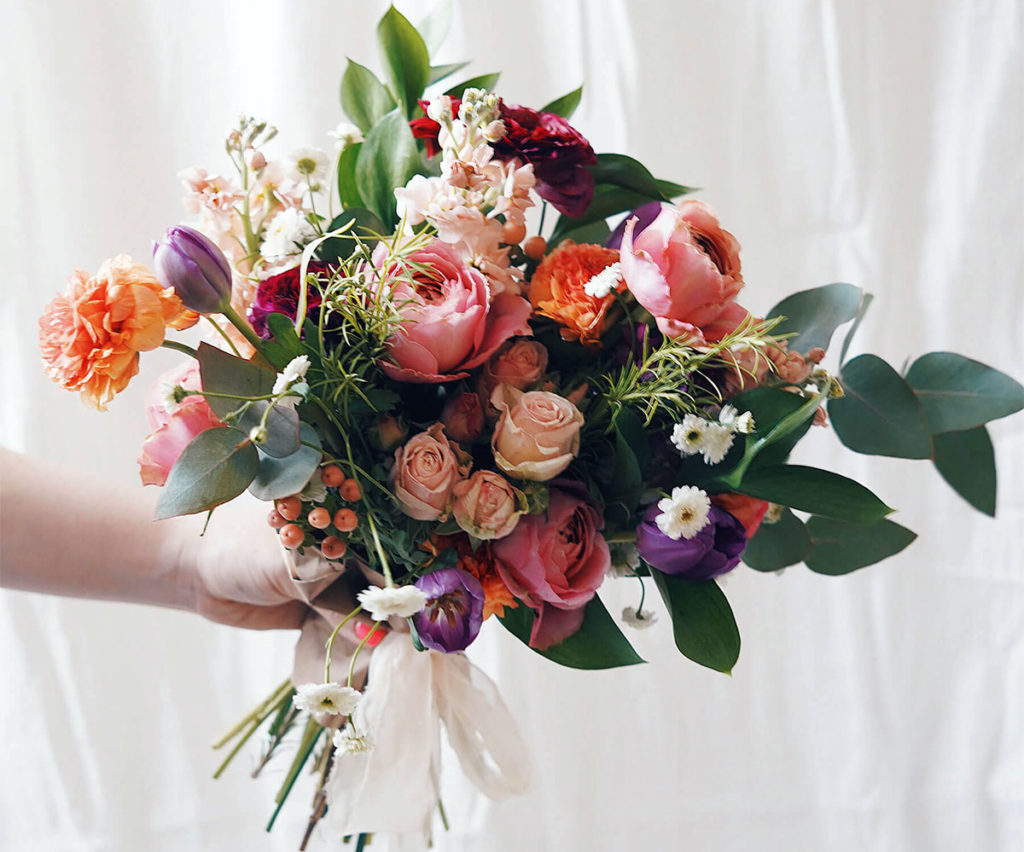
39, 255, 195, 410
431, 534, 518, 620
528, 241, 622, 346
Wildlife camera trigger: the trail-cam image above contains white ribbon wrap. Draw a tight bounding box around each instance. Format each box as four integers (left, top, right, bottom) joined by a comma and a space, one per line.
324, 631, 533, 838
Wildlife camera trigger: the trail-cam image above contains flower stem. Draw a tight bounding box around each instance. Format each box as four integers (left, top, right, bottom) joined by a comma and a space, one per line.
212, 677, 292, 749
324, 605, 363, 682
220, 302, 267, 358
204, 315, 242, 356
347, 623, 381, 688
160, 339, 198, 358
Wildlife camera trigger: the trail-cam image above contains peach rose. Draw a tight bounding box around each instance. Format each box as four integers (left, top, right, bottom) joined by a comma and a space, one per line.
619, 201, 744, 344
391, 423, 471, 521
440, 391, 485, 443
491, 385, 583, 481
39, 255, 195, 410
452, 471, 527, 540
478, 338, 549, 403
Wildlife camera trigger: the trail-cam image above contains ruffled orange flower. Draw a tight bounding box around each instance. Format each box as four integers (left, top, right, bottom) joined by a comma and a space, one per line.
39, 255, 196, 410
528, 241, 622, 346
430, 534, 518, 620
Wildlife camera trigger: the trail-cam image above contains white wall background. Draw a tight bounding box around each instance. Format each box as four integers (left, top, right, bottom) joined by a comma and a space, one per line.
2, 1, 1023, 850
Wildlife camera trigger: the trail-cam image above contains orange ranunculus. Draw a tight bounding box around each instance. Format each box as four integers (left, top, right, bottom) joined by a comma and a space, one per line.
433, 534, 518, 620
39, 255, 195, 410
528, 241, 621, 346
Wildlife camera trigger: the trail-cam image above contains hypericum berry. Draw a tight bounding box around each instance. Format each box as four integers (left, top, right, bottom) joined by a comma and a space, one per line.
502, 220, 527, 245
279, 523, 304, 549
308, 507, 331, 529
354, 621, 387, 647
333, 508, 358, 532
321, 536, 347, 560
267, 509, 287, 529
276, 495, 302, 521
523, 235, 547, 260
321, 464, 344, 487
339, 478, 362, 502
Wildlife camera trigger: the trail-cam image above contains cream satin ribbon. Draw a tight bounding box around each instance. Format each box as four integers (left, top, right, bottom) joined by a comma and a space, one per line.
323, 631, 533, 838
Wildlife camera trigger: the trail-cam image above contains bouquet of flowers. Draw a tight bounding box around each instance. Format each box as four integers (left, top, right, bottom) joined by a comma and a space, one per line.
37, 5, 1023, 847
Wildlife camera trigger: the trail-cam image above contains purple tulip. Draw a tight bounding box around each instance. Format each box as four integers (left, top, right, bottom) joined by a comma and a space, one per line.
412, 568, 485, 653
636, 502, 746, 581
152, 225, 232, 313
606, 200, 664, 250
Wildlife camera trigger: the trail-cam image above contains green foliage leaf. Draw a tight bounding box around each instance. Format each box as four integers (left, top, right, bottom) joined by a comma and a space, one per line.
804, 517, 917, 575
428, 60, 469, 85
839, 291, 873, 363
340, 60, 397, 134
377, 5, 431, 117
336, 142, 363, 209
155, 427, 259, 519
549, 185, 656, 243
417, 0, 453, 55
651, 571, 740, 673
236, 401, 300, 458
742, 509, 811, 572
541, 85, 583, 118
498, 595, 645, 669
736, 464, 892, 524
933, 426, 997, 516
728, 386, 813, 467
318, 208, 386, 263
355, 110, 423, 229
829, 354, 933, 459
445, 72, 501, 99
767, 282, 863, 355
904, 352, 1024, 434
249, 424, 322, 501
197, 342, 276, 421
549, 219, 611, 249
589, 154, 678, 200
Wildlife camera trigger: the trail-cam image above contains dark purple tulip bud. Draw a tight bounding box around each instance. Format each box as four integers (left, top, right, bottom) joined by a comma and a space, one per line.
636, 502, 746, 580
152, 225, 232, 313
412, 568, 485, 653
606, 200, 664, 250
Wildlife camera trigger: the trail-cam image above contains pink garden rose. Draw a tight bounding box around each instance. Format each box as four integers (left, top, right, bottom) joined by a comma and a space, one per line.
379, 240, 532, 383
493, 482, 610, 649
619, 200, 744, 344
391, 423, 471, 521
478, 338, 549, 399
491, 385, 583, 481
440, 391, 485, 443
452, 470, 527, 540
138, 361, 221, 486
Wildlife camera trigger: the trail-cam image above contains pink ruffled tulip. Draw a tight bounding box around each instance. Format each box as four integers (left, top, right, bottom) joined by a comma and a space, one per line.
379, 240, 532, 383
620, 200, 744, 344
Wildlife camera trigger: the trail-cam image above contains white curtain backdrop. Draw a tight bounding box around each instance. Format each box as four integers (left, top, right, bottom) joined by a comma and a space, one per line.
2, 1, 1022, 849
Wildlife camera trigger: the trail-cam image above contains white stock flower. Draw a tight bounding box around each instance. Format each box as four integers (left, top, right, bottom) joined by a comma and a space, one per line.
656, 486, 711, 540
334, 726, 373, 754
357, 585, 428, 621
329, 122, 363, 150
272, 355, 310, 396
289, 146, 330, 182
260, 207, 316, 261
583, 262, 623, 299
621, 607, 658, 629
294, 682, 361, 716
719, 404, 755, 434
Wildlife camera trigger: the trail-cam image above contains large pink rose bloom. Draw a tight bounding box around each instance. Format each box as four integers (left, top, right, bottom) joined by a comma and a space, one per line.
620, 200, 744, 344
379, 240, 532, 383
138, 361, 221, 486
493, 483, 609, 649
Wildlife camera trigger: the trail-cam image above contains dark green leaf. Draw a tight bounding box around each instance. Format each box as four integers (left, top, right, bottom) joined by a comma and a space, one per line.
549, 219, 611, 249
155, 427, 259, 519
377, 6, 431, 117
549, 185, 656, 243
905, 352, 1024, 434
318, 207, 386, 263
767, 282, 863, 355
336, 142, 363, 209
340, 59, 396, 134
428, 60, 470, 85
613, 406, 650, 470
839, 291, 874, 363
655, 178, 697, 198
651, 571, 740, 673
444, 72, 501, 99
498, 595, 644, 669
265, 313, 304, 359
727, 386, 813, 467
589, 153, 676, 200
742, 509, 810, 572
197, 342, 277, 421
249, 425, 322, 501
355, 110, 423, 228
736, 464, 892, 524
805, 517, 917, 575
933, 426, 997, 516
829, 354, 933, 459
541, 85, 583, 118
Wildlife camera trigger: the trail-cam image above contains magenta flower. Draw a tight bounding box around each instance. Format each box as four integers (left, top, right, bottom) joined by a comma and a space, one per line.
636, 502, 747, 580
412, 568, 485, 653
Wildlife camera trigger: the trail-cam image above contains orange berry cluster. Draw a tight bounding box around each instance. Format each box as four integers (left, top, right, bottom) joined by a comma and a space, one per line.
266, 462, 363, 560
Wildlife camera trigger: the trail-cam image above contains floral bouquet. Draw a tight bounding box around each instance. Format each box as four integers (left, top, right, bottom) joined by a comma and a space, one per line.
37, 5, 1023, 848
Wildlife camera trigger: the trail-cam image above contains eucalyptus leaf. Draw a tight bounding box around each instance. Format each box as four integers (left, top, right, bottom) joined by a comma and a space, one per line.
377, 5, 431, 117
249, 425, 322, 501
340, 60, 396, 133
742, 509, 810, 572
197, 342, 276, 422
839, 291, 874, 363
445, 72, 501, 99
355, 110, 424, 228
236, 400, 300, 458
767, 282, 863, 355
541, 85, 583, 118
933, 426, 997, 516
155, 427, 259, 519
904, 352, 1024, 434
805, 517, 917, 575
829, 354, 933, 459
736, 464, 892, 524
651, 571, 740, 673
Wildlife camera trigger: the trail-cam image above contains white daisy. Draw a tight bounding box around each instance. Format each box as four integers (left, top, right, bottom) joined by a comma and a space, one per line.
671, 414, 708, 457
583, 262, 623, 299
260, 207, 316, 261
699, 423, 735, 465
621, 607, 658, 629
357, 585, 428, 621
328, 122, 363, 151
607, 542, 641, 578
294, 682, 361, 716
719, 404, 755, 434
334, 726, 373, 755
289, 146, 330, 182
656, 486, 711, 540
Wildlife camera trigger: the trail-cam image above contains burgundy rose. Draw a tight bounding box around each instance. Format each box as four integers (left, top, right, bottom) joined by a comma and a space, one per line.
248, 262, 332, 339
636, 503, 747, 581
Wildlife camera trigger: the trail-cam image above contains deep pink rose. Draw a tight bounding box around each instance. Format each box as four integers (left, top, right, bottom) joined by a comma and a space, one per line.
440, 391, 485, 443
620, 201, 744, 344
390, 423, 471, 521
138, 361, 221, 486
493, 482, 609, 649
379, 240, 532, 383
491, 385, 583, 481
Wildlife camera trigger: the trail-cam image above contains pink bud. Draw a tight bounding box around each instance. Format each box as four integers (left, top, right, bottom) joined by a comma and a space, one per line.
244, 148, 266, 171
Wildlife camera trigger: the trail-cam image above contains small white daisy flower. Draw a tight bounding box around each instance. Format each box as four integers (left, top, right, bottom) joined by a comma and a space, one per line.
334, 726, 373, 755
272, 355, 310, 396
289, 146, 330, 182
357, 585, 428, 621
671, 414, 708, 457
159, 381, 182, 413
329, 122, 363, 151
260, 207, 316, 261
656, 486, 711, 540
583, 262, 623, 299
607, 543, 641, 578
621, 607, 658, 629
699, 423, 735, 465
719, 405, 755, 434
294, 682, 361, 716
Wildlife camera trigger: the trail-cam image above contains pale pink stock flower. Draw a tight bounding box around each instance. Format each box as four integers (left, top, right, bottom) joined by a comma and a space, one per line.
179, 166, 243, 216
